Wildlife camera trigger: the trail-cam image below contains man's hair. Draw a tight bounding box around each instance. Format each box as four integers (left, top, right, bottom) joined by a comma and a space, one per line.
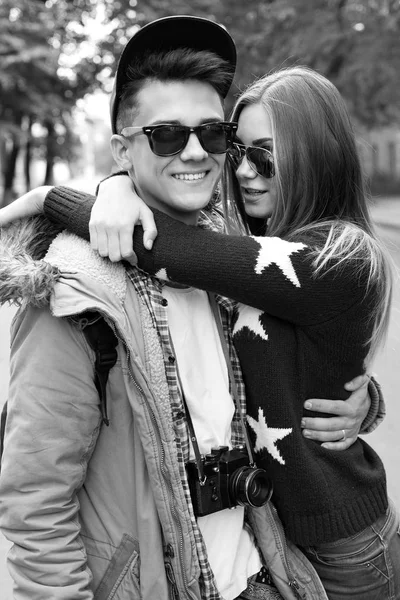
116, 48, 233, 132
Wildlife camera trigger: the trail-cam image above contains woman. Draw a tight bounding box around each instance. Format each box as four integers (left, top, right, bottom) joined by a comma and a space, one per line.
2, 66, 398, 597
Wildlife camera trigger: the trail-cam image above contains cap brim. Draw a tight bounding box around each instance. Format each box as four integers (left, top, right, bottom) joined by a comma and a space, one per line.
111, 15, 236, 133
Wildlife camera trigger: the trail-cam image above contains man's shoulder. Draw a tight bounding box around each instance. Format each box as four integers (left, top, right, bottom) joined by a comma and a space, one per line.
45, 231, 127, 304
0, 216, 61, 309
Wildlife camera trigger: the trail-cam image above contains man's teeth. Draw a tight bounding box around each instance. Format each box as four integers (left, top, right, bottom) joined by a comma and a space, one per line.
173, 172, 206, 181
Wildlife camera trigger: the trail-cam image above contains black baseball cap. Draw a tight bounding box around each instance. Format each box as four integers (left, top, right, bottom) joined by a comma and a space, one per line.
110, 15, 237, 133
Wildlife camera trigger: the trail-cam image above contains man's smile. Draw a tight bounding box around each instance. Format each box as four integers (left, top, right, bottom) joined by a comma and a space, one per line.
172, 171, 209, 182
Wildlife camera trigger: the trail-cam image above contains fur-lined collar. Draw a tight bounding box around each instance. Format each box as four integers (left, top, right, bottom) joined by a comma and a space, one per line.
0, 216, 63, 308
0, 216, 127, 309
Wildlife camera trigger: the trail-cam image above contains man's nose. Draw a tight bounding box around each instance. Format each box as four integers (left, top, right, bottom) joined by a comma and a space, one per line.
180, 132, 208, 161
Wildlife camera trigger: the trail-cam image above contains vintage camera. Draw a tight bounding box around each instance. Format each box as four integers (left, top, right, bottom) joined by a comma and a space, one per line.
187, 445, 272, 518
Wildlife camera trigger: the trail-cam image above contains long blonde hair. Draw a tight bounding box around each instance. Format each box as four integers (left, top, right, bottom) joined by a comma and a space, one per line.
223, 66, 393, 362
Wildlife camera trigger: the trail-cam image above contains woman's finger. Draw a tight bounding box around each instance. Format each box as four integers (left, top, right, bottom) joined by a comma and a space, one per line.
95, 228, 109, 258
140, 206, 158, 250
321, 435, 357, 450
301, 415, 358, 431
107, 230, 123, 263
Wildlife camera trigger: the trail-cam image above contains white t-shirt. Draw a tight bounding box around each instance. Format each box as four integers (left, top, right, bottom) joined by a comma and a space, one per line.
163, 285, 262, 600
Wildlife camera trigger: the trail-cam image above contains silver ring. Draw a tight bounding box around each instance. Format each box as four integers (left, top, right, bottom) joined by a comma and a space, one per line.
341, 429, 346, 441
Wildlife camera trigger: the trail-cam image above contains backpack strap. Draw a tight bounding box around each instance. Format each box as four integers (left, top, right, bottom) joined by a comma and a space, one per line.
79, 312, 118, 426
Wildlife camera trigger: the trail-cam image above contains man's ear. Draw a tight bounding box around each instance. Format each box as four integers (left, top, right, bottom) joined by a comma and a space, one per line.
110, 135, 133, 170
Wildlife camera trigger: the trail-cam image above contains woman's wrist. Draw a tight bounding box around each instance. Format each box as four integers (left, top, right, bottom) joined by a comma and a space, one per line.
0, 186, 52, 227
96, 171, 131, 195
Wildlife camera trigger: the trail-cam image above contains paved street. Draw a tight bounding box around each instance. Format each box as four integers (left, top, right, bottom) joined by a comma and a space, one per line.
0, 201, 399, 596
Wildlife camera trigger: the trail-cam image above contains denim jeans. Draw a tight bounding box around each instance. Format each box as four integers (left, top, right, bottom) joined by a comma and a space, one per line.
300, 499, 400, 599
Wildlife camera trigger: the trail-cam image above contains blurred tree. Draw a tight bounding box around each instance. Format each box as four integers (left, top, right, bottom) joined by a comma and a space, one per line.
220, 0, 400, 127
1, 0, 399, 206
97, 0, 400, 123
0, 0, 103, 205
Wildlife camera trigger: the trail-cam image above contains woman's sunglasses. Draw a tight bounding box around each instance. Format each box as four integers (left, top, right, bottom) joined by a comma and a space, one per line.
120, 122, 238, 157
227, 142, 275, 179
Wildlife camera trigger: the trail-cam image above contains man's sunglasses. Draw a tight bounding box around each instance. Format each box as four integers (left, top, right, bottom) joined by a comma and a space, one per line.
120, 122, 238, 157
227, 142, 275, 179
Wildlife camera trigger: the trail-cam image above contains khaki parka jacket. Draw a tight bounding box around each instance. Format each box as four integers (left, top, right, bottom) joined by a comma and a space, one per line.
0, 217, 330, 600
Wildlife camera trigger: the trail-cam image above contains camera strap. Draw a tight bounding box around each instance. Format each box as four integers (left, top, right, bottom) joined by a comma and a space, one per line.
171, 335, 207, 483
207, 293, 256, 468
171, 292, 256, 485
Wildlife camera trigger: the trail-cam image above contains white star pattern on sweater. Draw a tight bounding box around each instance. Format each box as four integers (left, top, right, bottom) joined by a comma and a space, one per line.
252, 236, 306, 287
155, 267, 170, 281
233, 303, 268, 341
247, 407, 292, 465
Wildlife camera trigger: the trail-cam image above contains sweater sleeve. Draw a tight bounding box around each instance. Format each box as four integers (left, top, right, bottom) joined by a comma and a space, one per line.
44, 186, 94, 242
131, 210, 369, 327
360, 377, 386, 433
43, 188, 371, 327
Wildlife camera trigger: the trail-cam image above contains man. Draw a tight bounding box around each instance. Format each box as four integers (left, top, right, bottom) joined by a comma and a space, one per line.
0, 15, 383, 600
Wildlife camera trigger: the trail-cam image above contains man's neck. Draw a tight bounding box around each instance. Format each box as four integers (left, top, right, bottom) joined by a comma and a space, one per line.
145, 197, 200, 225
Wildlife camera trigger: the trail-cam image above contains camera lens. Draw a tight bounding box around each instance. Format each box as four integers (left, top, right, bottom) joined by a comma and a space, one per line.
229, 466, 272, 508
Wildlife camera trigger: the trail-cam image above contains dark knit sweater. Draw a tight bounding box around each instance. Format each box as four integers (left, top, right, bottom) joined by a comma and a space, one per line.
44, 187, 388, 546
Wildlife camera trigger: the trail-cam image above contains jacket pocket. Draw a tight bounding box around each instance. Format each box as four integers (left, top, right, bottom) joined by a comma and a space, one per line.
90, 534, 141, 600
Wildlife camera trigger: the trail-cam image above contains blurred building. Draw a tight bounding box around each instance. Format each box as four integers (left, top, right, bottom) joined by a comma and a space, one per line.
357, 126, 400, 195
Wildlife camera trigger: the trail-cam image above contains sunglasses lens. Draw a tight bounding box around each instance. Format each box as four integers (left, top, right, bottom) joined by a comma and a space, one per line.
200, 124, 232, 154
247, 147, 275, 179
151, 126, 187, 156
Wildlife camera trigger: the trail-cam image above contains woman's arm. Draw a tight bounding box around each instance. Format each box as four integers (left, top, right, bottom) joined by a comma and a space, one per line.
44, 177, 157, 257
0, 176, 156, 258
44, 190, 364, 327
0, 186, 52, 225
302, 375, 385, 449
43, 182, 385, 445
134, 211, 368, 327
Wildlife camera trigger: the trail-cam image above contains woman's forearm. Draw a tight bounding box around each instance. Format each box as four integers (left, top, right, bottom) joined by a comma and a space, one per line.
44, 186, 94, 241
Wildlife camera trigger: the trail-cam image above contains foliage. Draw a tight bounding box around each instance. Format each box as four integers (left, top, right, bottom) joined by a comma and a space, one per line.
0, 0, 107, 201
0, 0, 399, 203
98, 0, 400, 124
0, 0, 101, 128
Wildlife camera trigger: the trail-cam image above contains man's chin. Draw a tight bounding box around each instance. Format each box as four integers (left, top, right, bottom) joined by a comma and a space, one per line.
158, 194, 212, 224
169, 188, 215, 209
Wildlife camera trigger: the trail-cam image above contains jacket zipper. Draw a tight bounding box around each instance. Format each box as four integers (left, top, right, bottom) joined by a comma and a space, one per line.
147, 399, 196, 596
269, 503, 303, 598
108, 321, 196, 599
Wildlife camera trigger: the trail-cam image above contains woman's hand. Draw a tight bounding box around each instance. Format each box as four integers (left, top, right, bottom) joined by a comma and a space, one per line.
301, 374, 370, 450
0, 186, 52, 226
89, 175, 158, 264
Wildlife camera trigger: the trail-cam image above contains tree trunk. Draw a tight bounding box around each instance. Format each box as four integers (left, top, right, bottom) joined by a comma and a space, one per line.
24, 116, 32, 192
43, 120, 56, 185
0, 136, 6, 207
1, 136, 20, 207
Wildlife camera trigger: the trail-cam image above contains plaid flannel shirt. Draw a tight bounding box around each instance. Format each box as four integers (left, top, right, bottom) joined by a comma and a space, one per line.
126, 266, 246, 600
